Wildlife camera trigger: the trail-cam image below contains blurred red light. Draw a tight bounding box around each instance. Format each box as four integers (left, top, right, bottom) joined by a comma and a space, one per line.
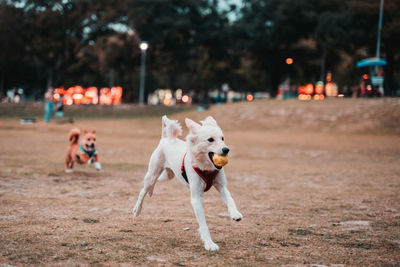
305, 84, 314, 95
246, 94, 254, 101
315, 85, 324, 94
182, 94, 190, 103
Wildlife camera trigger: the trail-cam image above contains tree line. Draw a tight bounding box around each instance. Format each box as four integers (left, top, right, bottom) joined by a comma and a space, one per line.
0, 0, 399, 101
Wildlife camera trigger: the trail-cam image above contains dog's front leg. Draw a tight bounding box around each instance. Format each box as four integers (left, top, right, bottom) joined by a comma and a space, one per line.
93, 154, 101, 170
214, 173, 243, 221
190, 184, 219, 251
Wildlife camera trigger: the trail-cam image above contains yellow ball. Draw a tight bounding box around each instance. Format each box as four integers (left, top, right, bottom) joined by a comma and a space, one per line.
212, 154, 229, 167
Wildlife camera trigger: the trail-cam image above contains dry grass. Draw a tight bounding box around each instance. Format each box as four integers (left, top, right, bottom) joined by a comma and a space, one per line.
0, 99, 400, 266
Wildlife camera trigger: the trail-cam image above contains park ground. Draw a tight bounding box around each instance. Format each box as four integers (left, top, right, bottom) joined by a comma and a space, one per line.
0, 98, 400, 266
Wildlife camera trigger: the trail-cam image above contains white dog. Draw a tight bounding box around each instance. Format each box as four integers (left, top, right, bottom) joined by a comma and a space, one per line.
133, 115, 242, 251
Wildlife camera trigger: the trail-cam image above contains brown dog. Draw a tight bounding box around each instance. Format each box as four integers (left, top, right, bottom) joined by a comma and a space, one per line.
65, 128, 101, 173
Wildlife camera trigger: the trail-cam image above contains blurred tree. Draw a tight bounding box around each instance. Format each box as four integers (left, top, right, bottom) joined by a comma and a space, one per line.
0, 0, 398, 100
0, 3, 28, 95
125, 0, 237, 100
1, 0, 129, 94
236, 0, 355, 95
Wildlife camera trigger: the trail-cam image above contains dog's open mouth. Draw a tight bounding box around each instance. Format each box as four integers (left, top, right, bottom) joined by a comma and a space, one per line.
85, 144, 95, 152
208, 152, 228, 170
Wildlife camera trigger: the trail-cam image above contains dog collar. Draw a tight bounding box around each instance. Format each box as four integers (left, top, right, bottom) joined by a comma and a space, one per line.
181, 153, 219, 192
79, 145, 97, 158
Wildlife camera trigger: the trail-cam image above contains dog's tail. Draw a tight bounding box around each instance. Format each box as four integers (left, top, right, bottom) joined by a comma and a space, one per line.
161, 115, 182, 139
68, 128, 80, 144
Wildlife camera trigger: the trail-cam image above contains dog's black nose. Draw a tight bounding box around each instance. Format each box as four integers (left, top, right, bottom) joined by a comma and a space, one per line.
222, 147, 230, 155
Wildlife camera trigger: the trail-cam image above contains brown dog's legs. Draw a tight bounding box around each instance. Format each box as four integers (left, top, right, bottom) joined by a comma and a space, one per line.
65, 154, 73, 173
93, 154, 101, 170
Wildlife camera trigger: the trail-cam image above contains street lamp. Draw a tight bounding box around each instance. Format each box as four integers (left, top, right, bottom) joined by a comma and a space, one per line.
139, 41, 148, 104
285, 58, 293, 65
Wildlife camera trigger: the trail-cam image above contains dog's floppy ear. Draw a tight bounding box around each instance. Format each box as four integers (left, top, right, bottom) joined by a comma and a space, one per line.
185, 118, 200, 132
201, 116, 218, 127
83, 129, 88, 134
92, 129, 96, 134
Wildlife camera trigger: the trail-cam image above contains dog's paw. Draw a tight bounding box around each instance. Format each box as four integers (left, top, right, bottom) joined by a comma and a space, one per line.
204, 240, 219, 251
133, 205, 141, 217
65, 169, 73, 173
88, 158, 94, 164
230, 210, 243, 221
94, 162, 102, 171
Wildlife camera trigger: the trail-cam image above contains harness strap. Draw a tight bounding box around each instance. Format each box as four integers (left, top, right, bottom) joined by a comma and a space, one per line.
181, 153, 219, 192
181, 153, 189, 183
193, 167, 219, 192
79, 145, 97, 158
75, 145, 97, 164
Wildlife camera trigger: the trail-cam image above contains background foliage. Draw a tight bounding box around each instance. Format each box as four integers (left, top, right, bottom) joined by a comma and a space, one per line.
0, 0, 399, 101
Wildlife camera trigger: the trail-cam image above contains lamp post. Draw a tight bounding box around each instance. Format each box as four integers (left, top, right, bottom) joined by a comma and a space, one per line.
375, 0, 384, 60
139, 41, 148, 104
375, 0, 384, 77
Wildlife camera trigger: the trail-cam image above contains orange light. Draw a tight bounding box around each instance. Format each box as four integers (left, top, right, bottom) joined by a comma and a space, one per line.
315, 84, 324, 94
363, 74, 369, 79
182, 94, 190, 103
326, 72, 332, 82
111, 86, 123, 105
313, 94, 324, 100
325, 82, 338, 96
51, 85, 122, 105
285, 58, 293, 65
99, 88, 112, 105
305, 83, 314, 95
85, 91, 96, 98
163, 97, 171, 106
73, 93, 83, 100
298, 94, 311, 101
246, 94, 254, 101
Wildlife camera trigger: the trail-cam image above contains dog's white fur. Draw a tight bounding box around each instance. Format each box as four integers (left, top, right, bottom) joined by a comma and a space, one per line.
133, 115, 242, 251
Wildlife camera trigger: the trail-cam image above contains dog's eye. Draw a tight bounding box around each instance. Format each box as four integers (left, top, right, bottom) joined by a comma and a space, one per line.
221, 137, 224, 141
207, 138, 214, 142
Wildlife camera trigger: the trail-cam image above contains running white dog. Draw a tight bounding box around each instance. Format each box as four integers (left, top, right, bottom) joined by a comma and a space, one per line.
133, 115, 242, 251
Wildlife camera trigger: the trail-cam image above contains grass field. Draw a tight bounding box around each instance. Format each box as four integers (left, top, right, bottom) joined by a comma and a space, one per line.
1, 99, 400, 266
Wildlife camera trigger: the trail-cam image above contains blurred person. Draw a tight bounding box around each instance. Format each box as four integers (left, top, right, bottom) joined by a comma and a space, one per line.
351, 85, 359, 98
13, 88, 23, 103
6, 88, 14, 103
360, 79, 366, 97
55, 93, 64, 117
44, 88, 54, 123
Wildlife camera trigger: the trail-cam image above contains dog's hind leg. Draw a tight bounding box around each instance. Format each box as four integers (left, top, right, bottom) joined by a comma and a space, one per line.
65, 154, 73, 173
156, 168, 175, 182
148, 168, 174, 197
133, 147, 164, 217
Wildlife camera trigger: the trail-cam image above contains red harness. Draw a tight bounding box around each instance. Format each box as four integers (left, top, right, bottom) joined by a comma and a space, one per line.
181, 153, 219, 192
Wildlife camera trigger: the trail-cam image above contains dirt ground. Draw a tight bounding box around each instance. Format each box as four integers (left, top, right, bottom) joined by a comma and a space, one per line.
1, 98, 400, 266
